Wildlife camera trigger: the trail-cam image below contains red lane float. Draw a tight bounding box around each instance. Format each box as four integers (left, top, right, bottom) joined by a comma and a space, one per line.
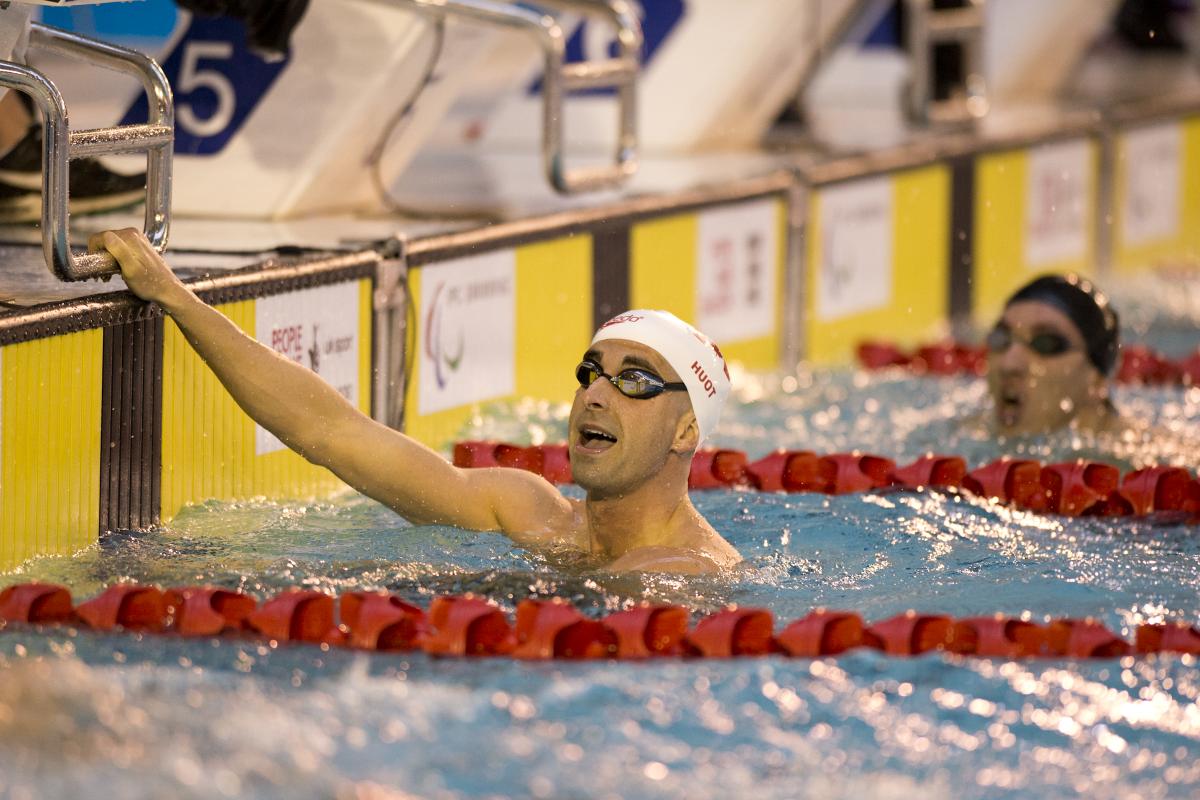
863, 612, 954, 656
454, 442, 574, 485
776, 610, 865, 657
911, 343, 987, 377
0, 582, 74, 624
6, 582, 1199, 662
1119, 467, 1200, 515
1117, 345, 1181, 386
513, 599, 617, 660
686, 607, 777, 657
339, 591, 428, 651
604, 605, 690, 658
857, 342, 910, 369
454, 441, 1200, 524
743, 451, 896, 494
419, 595, 516, 656
1135, 622, 1200, 655
745, 450, 818, 492
246, 590, 335, 643
75, 584, 169, 632
1039, 461, 1120, 516
948, 616, 1047, 658
819, 453, 896, 495
166, 586, 257, 636
892, 455, 967, 490
689, 449, 750, 490
1045, 619, 1131, 658
858, 338, 1200, 387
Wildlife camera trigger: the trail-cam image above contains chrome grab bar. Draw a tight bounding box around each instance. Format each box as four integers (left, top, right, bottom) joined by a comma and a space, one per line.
361, 0, 641, 194
904, 0, 988, 125
0, 23, 173, 282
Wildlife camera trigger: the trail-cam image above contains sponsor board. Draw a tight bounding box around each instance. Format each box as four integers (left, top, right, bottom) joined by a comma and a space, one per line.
418, 251, 516, 415
1025, 139, 1092, 266
1121, 122, 1182, 247
816, 176, 893, 321
696, 199, 778, 342
254, 282, 361, 456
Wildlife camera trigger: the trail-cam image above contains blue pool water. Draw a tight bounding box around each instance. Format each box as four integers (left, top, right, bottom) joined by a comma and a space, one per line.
1, 278, 1199, 799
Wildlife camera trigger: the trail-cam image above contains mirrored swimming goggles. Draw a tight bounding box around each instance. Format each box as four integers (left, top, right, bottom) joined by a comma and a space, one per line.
574, 359, 688, 399
986, 325, 1074, 357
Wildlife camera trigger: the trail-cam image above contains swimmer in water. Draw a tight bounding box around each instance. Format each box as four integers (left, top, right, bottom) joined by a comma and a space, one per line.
986, 274, 1123, 436
93, 229, 742, 575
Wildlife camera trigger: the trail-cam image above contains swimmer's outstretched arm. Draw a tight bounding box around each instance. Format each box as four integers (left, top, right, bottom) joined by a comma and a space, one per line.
92, 229, 574, 543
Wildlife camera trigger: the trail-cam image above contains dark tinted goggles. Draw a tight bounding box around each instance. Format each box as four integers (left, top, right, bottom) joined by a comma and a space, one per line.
575, 359, 687, 399
986, 326, 1073, 357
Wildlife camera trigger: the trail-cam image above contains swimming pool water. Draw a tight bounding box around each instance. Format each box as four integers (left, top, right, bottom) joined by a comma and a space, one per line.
1, 281, 1199, 799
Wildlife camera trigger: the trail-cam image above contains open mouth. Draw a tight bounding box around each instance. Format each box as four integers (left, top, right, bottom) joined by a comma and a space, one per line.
997, 390, 1022, 426
577, 425, 618, 452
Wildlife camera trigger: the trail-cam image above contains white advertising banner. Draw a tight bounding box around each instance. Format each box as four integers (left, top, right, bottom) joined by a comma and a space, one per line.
255, 282, 361, 455
1121, 122, 1182, 247
417, 251, 516, 415
816, 176, 894, 321
1025, 139, 1092, 266
695, 199, 779, 343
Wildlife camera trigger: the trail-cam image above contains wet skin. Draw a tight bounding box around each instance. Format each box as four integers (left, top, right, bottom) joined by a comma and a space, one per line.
91, 227, 739, 574
986, 300, 1111, 435
567, 340, 742, 570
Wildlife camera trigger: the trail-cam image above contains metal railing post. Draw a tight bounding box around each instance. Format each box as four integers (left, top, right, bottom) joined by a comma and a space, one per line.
904, 0, 988, 126
0, 23, 174, 282
358, 0, 641, 194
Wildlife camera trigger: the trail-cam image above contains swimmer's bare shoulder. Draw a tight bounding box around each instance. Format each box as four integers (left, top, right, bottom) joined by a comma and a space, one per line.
606, 516, 742, 574
607, 542, 741, 575
454, 465, 585, 548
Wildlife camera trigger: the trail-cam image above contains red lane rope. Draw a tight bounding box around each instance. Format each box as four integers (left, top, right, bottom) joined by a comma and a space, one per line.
453, 442, 1200, 523
2, 583, 1197, 660
856, 339, 1200, 386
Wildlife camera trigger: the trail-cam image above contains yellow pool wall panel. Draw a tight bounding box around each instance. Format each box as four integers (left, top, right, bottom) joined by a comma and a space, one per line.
160, 280, 373, 522
805, 165, 951, 364
631, 213, 698, 322
0, 329, 103, 570
404, 235, 594, 451
630, 197, 787, 370
973, 139, 1098, 324
1112, 117, 1200, 275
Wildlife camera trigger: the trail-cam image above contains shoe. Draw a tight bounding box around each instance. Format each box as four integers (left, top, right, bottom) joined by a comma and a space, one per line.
0, 124, 146, 223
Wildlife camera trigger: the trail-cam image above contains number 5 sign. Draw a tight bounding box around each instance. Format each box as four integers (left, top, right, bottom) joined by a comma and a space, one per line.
122, 15, 290, 155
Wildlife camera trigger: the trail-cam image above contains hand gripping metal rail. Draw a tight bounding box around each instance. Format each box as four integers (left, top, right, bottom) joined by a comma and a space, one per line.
0, 23, 172, 281
362, 0, 641, 194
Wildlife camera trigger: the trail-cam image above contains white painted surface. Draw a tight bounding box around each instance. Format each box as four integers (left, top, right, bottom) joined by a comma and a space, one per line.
417, 250, 516, 416
1025, 139, 1092, 267
816, 175, 893, 321
1121, 122, 1182, 247
254, 281, 361, 455
695, 198, 778, 343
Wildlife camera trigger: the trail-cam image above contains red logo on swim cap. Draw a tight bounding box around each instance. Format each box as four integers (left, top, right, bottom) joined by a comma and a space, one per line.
599, 314, 643, 329
711, 342, 730, 381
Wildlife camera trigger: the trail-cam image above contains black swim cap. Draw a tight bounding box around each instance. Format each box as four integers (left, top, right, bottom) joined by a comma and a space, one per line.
1006, 274, 1120, 375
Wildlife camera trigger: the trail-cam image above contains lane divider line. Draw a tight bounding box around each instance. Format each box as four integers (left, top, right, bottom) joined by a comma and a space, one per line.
2, 583, 1198, 661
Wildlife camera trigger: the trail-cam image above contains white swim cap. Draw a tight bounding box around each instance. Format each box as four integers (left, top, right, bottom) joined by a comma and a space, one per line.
590, 309, 731, 443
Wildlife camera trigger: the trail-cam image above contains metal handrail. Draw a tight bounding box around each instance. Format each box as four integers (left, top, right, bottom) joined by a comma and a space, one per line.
0, 23, 173, 281
904, 0, 988, 125
359, 0, 641, 194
